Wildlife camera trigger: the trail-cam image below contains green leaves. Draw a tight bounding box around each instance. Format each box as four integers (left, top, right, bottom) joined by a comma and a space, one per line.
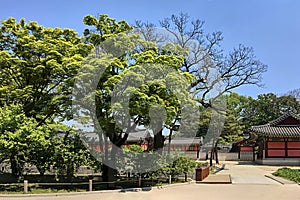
76, 14, 196, 145
0, 17, 92, 122
83, 14, 132, 45
0, 104, 51, 176
273, 167, 300, 183
197, 93, 247, 144
0, 104, 93, 178
242, 93, 300, 129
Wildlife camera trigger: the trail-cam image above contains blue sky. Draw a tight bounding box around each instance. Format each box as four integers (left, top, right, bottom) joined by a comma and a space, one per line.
1, 0, 300, 97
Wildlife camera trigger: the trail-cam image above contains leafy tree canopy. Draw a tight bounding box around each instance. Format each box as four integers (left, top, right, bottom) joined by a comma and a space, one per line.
241, 93, 300, 128
0, 17, 92, 123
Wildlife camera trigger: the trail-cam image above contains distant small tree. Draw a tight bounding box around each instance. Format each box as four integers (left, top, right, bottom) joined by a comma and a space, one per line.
118, 144, 143, 177
171, 156, 197, 182
51, 129, 95, 181
219, 93, 249, 144
286, 88, 300, 101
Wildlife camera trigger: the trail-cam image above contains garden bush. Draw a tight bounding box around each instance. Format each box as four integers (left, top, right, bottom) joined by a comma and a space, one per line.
272, 167, 300, 183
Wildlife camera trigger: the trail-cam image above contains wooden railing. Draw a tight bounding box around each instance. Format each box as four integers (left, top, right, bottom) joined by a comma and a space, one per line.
1, 175, 185, 193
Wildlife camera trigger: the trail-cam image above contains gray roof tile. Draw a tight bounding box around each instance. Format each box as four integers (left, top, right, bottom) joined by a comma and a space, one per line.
250, 111, 300, 137
250, 125, 300, 137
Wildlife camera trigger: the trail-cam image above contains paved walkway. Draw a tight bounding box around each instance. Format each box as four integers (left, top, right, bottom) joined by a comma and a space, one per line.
2, 162, 299, 200
197, 161, 285, 184
217, 161, 282, 185
3, 183, 299, 200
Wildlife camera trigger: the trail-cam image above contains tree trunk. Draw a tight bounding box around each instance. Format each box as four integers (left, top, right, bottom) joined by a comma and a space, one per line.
66, 164, 75, 181
209, 149, 213, 167
102, 144, 118, 189
215, 148, 219, 164
153, 122, 164, 151
10, 156, 18, 177
10, 155, 23, 178
153, 129, 164, 150
167, 129, 173, 154
214, 140, 219, 164
102, 164, 118, 188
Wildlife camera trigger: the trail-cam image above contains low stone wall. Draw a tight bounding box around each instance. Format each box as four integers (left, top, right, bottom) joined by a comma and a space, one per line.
256, 158, 300, 166
196, 152, 239, 161
181, 151, 200, 159
239, 152, 254, 161
218, 152, 239, 161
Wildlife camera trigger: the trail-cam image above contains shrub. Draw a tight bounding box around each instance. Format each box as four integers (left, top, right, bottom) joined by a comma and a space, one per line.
272, 167, 300, 183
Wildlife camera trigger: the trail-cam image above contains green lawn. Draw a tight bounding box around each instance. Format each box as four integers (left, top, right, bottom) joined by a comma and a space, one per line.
272, 167, 300, 183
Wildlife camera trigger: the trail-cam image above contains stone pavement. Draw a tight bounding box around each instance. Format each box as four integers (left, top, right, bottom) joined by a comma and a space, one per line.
216, 161, 282, 185
197, 161, 285, 184
2, 183, 299, 200
197, 174, 232, 184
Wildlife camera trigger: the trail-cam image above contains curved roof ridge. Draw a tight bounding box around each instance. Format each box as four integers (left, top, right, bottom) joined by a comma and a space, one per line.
269, 111, 300, 126
249, 111, 300, 137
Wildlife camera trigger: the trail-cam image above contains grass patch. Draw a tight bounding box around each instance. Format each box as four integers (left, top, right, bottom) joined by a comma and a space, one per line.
272, 167, 300, 183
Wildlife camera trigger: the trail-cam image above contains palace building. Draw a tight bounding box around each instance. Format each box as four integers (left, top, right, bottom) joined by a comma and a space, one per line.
250, 111, 300, 165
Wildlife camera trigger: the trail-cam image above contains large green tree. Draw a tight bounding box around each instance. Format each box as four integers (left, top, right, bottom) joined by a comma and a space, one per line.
0, 18, 93, 178
73, 14, 196, 184
0, 18, 92, 123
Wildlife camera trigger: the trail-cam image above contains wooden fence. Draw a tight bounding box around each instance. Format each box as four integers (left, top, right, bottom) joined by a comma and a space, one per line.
0, 175, 180, 193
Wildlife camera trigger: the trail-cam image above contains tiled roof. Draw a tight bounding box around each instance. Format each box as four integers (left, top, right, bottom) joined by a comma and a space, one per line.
250, 124, 300, 137
269, 111, 300, 126
250, 111, 300, 137
127, 128, 153, 142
